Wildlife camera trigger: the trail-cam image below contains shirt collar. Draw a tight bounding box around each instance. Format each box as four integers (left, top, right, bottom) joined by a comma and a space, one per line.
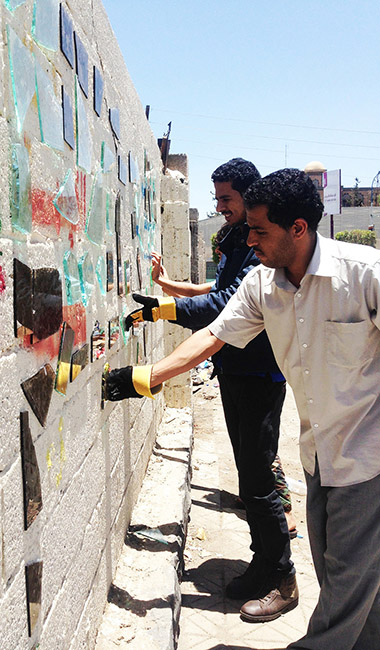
271, 232, 336, 290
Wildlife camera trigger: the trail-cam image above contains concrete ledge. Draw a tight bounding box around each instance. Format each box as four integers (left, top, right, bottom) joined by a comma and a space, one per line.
95, 407, 193, 650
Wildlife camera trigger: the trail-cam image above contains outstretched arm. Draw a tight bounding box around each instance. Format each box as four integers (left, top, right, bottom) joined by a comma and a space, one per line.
151, 250, 213, 298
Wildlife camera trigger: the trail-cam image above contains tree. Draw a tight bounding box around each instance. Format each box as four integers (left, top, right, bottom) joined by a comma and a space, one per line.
353, 177, 364, 207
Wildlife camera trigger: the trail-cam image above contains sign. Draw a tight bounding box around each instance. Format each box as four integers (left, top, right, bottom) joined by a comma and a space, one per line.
323, 169, 341, 214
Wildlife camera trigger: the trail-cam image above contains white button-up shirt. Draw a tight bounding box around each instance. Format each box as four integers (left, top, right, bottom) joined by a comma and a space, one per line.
209, 233, 380, 487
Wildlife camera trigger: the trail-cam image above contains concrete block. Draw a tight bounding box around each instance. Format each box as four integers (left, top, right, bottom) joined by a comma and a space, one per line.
0, 238, 16, 353
0, 353, 22, 472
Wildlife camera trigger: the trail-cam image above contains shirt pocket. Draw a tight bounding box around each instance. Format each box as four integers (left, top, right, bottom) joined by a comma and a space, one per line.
325, 320, 373, 368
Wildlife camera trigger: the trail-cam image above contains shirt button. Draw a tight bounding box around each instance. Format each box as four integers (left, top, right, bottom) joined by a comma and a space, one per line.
302, 343, 308, 348
313, 423, 319, 429
297, 292, 302, 298
299, 318, 305, 323
304, 369, 310, 375
308, 398, 314, 404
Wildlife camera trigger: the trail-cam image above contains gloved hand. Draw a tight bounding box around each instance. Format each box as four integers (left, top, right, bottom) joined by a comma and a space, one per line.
104, 364, 162, 401
124, 293, 176, 330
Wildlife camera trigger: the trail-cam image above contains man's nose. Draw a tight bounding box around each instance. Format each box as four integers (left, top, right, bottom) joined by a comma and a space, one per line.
216, 199, 225, 212
247, 230, 256, 247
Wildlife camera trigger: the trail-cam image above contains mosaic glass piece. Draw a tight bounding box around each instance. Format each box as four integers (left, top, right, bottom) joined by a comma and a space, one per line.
14, 258, 34, 336
91, 321, 105, 361
106, 251, 114, 291
78, 251, 94, 306
95, 255, 106, 296
20, 411, 43, 530
118, 155, 127, 186
93, 66, 103, 117
55, 322, 75, 395
116, 233, 123, 295
21, 364, 55, 427
74, 32, 88, 97
76, 77, 92, 173
63, 251, 82, 305
129, 152, 138, 184
70, 343, 89, 381
101, 141, 115, 173
109, 107, 120, 139
62, 87, 75, 149
131, 211, 136, 239
25, 561, 43, 636
105, 191, 115, 235
60, 3, 74, 67
136, 248, 143, 290
5, 0, 26, 9
115, 193, 121, 234
109, 317, 119, 349
35, 61, 64, 151
53, 169, 79, 224
119, 309, 130, 346
32, 0, 59, 51
7, 26, 36, 133
86, 171, 104, 245
124, 260, 131, 296
10, 144, 32, 234
33, 267, 62, 340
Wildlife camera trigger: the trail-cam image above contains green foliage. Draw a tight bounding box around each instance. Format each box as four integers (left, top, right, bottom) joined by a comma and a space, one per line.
211, 232, 219, 264
335, 229, 377, 247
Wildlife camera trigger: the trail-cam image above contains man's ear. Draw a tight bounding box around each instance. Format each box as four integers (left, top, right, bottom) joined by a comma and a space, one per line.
292, 219, 309, 239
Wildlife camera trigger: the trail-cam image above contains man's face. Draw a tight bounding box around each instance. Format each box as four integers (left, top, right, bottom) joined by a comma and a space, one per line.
246, 204, 297, 269
214, 181, 246, 226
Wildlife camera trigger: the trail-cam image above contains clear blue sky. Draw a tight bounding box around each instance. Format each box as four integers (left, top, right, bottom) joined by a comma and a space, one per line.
102, 0, 380, 219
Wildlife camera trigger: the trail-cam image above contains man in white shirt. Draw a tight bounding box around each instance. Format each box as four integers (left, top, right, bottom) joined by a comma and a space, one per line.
106, 169, 380, 649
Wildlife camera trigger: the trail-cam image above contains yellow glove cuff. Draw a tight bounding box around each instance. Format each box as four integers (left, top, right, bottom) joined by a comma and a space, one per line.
132, 365, 162, 399
158, 296, 177, 320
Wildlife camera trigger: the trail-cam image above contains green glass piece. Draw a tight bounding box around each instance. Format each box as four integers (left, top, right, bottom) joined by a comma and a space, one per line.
101, 142, 115, 173
63, 251, 82, 305
7, 26, 35, 133
78, 252, 94, 307
86, 171, 104, 246
95, 255, 106, 296
75, 76, 92, 173
32, 0, 59, 51
53, 169, 79, 224
10, 144, 32, 234
5, 0, 26, 12
35, 61, 64, 151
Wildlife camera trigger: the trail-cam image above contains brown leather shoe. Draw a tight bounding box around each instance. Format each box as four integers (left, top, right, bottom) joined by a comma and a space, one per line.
240, 573, 299, 622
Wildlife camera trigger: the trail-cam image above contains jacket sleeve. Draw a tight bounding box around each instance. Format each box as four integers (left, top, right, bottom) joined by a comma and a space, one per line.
173, 265, 255, 330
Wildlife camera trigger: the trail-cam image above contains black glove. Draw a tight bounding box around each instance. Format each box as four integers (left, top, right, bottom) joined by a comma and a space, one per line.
104, 365, 162, 401
124, 293, 176, 330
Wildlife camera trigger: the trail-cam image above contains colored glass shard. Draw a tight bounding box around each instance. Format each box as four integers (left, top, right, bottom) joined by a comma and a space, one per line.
5, 0, 26, 9
53, 169, 79, 224
131, 211, 136, 239
55, 322, 75, 395
25, 561, 43, 636
35, 61, 64, 151
116, 233, 123, 295
7, 26, 36, 133
10, 144, 32, 234
93, 66, 103, 116
60, 3, 74, 67
76, 77, 92, 173
118, 155, 127, 185
129, 152, 138, 184
105, 191, 115, 235
74, 32, 88, 97
124, 260, 131, 296
20, 411, 43, 530
62, 87, 75, 149
101, 141, 115, 173
70, 343, 89, 381
78, 251, 94, 306
63, 251, 82, 305
32, 0, 59, 51
119, 309, 130, 346
95, 255, 106, 296
109, 107, 120, 139
86, 171, 104, 245
33, 267, 63, 340
136, 248, 143, 290
106, 251, 114, 291
91, 321, 105, 361
109, 317, 119, 348
21, 364, 55, 427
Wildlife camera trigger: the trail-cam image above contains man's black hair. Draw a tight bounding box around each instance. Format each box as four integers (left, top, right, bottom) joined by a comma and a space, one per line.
243, 168, 324, 232
211, 158, 261, 195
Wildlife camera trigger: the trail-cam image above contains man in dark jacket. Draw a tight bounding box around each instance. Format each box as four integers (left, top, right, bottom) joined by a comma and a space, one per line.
107, 159, 296, 619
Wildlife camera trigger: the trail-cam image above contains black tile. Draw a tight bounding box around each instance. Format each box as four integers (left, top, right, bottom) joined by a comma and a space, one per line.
20, 412, 43, 530
74, 32, 88, 97
14, 258, 33, 336
136, 248, 142, 291
70, 343, 89, 382
21, 365, 55, 427
32, 267, 63, 341
25, 561, 43, 636
109, 107, 120, 139
106, 251, 114, 292
131, 211, 136, 239
93, 66, 103, 117
62, 86, 75, 149
60, 3, 74, 68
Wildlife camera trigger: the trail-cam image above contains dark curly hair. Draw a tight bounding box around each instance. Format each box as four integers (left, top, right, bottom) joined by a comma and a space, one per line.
243, 168, 324, 232
211, 158, 261, 195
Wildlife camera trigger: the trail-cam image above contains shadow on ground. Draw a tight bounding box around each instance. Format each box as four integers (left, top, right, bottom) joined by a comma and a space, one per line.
182, 558, 250, 614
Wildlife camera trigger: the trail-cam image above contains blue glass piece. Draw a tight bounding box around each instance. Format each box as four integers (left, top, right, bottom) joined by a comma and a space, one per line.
129, 152, 139, 184
10, 144, 32, 234
78, 251, 94, 306
101, 142, 115, 173
74, 32, 88, 98
7, 26, 36, 133
63, 251, 82, 305
35, 61, 64, 151
5, 0, 26, 10
60, 3, 74, 67
86, 171, 104, 245
53, 169, 79, 224
109, 107, 120, 139
32, 0, 59, 51
55, 322, 75, 395
75, 76, 92, 173
93, 66, 103, 117
95, 256, 106, 296
118, 155, 127, 186
62, 87, 75, 149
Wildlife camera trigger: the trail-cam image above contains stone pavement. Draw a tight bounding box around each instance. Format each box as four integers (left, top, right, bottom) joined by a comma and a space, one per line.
177, 379, 319, 650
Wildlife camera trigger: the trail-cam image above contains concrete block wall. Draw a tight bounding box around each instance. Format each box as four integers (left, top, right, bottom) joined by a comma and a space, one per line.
0, 1, 193, 648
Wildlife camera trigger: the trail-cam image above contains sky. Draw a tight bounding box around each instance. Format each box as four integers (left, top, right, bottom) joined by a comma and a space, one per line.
102, 0, 380, 219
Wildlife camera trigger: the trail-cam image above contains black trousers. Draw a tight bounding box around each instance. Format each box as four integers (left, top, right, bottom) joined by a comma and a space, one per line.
218, 373, 293, 574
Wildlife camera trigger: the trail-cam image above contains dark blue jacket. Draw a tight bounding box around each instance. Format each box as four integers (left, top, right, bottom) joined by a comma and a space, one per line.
173, 224, 284, 377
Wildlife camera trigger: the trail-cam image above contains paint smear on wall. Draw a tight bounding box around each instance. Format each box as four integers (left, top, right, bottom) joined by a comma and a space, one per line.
0, 266, 6, 293
32, 188, 61, 235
